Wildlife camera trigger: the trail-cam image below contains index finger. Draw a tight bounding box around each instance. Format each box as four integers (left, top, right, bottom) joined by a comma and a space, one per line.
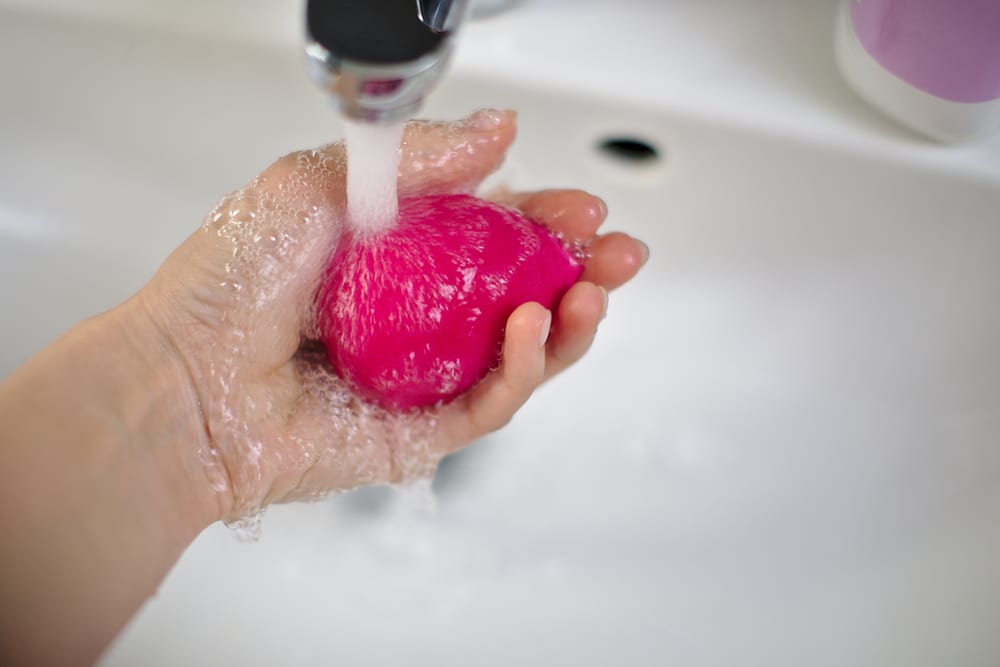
500, 189, 608, 243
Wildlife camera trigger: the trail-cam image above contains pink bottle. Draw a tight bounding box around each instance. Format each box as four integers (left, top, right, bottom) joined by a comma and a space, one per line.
835, 0, 1000, 143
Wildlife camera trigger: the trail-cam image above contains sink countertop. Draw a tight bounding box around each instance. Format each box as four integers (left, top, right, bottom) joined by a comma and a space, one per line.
2, 0, 998, 180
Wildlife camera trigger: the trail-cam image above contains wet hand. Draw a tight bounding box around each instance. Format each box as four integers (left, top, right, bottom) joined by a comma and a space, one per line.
134, 110, 648, 522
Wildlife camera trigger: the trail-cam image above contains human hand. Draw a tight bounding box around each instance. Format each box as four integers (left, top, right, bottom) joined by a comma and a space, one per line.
132, 110, 648, 522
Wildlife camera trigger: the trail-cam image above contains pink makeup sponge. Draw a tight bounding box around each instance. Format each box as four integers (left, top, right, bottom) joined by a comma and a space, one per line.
316, 193, 584, 410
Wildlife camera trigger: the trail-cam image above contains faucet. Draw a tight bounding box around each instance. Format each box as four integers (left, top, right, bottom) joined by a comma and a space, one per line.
304, 0, 470, 124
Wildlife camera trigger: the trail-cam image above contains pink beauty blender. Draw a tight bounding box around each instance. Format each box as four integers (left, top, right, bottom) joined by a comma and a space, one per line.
316, 193, 584, 410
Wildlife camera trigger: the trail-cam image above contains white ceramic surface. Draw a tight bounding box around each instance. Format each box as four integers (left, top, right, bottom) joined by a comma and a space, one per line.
2, 2, 1000, 666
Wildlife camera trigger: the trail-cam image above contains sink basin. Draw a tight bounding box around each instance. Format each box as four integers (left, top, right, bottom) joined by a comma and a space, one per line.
2, 2, 1000, 666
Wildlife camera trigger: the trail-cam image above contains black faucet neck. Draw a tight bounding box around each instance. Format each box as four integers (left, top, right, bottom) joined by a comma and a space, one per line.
306, 0, 448, 65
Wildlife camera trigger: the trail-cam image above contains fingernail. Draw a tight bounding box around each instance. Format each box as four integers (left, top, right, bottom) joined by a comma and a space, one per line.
637, 240, 650, 266
598, 286, 609, 321
595, 196, 608, 220
471, 109, 506, 131
538, 310, 552, 348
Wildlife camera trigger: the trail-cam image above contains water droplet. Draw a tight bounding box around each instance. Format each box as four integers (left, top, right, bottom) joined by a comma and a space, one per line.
254, 227, 280, 250
228, 195, 258, 225
568, 238, 590, 263
225, 509, 265, 542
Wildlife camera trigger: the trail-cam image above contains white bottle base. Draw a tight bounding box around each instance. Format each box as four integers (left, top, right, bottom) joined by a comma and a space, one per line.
834, 1, 1000, 144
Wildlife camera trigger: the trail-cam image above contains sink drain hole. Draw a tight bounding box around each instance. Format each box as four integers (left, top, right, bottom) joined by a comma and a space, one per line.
596, 136, 661, 165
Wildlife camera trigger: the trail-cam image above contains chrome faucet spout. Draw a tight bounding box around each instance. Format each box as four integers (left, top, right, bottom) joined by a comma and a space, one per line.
304, 0, 469, 124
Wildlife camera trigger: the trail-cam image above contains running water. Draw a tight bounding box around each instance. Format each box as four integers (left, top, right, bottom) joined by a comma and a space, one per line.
345, 119, 405, 235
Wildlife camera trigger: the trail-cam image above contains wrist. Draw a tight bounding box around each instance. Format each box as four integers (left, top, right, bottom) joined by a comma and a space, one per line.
104, 296, 232, 529
0, 296, 229, 663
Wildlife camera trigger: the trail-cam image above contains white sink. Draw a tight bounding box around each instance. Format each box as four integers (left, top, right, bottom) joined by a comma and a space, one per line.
2, 2, 1000, 666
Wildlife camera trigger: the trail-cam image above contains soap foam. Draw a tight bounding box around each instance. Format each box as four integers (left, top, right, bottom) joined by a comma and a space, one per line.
195, 137, 442, 529
191, 113, 526, 528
